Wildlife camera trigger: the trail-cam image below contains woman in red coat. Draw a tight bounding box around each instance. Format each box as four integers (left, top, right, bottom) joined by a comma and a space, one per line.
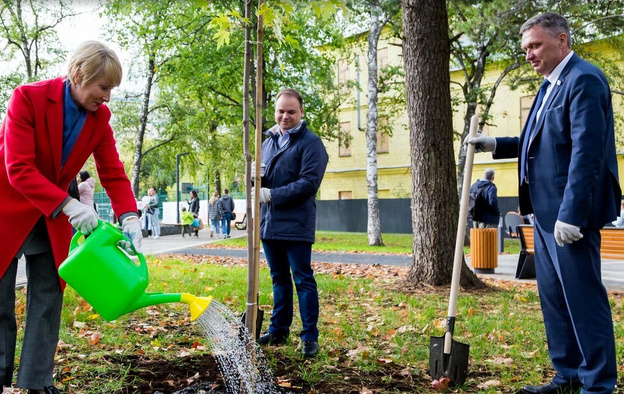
0, 41, 142, 394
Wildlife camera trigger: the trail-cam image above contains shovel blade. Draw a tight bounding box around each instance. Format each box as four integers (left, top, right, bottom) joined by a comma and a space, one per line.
429, 335, 470, 386
240, 308, 265, 339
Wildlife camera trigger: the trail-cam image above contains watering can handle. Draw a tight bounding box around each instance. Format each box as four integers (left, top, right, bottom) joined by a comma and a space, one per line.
69, 220, 147, 268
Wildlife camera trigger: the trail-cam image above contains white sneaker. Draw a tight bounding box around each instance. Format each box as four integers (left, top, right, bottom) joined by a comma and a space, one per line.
152, 235, 160, 239
210, 229, 214, 237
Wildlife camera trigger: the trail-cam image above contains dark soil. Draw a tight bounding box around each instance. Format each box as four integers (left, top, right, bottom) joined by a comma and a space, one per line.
109, 352, 430, 393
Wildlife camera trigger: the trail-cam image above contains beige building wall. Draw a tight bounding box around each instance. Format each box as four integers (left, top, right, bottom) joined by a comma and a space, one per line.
321, 32, 624, 201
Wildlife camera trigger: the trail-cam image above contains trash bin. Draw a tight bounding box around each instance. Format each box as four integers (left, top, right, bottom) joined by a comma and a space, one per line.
470, 227, 498, 274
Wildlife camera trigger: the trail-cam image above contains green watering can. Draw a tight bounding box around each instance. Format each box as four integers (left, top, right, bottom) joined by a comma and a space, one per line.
58, 221, 212, 321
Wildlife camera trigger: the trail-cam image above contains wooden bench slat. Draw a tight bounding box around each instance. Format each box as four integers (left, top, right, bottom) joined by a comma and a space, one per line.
517, 225, 624, 260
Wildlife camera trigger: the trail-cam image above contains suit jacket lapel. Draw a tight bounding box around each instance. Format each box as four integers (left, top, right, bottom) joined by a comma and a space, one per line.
531, 54, 580, 144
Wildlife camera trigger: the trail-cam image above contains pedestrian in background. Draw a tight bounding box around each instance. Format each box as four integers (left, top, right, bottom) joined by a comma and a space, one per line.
218, 188, 235, 238
77, 170, 96, 212
180, 207, 194, 237
146, 187, 160, 239
255, 88, 329, 358
467, 12, 620, 393
0, 41, 141, 394
469, 168, 500, 228
187, 190, 200, 237
208, 192, 221, 238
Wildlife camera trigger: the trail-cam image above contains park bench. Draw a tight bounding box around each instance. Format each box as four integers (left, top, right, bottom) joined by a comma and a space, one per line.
514, 224, 624, 279
234, 214, 247, 230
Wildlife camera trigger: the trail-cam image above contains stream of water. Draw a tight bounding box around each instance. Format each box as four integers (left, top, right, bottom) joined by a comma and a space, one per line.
197, 300, 279, 394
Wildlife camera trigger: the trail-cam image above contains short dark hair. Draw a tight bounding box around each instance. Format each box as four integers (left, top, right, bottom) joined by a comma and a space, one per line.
224, 188, 229, 194
79, 170, 91, 182
276, 88, 303, 107
521, 12, 571, 48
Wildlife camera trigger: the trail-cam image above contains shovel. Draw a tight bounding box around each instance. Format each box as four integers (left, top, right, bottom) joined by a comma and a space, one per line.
429, 114, 480, 386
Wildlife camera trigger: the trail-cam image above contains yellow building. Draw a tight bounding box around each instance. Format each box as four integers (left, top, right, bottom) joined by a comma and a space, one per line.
321, 32, 624, 200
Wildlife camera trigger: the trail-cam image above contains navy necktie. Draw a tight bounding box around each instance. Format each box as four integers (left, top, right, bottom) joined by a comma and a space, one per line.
520, 79, 550, 183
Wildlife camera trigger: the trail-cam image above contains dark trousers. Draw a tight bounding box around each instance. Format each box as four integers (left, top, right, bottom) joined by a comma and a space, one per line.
221, 212, 232, 236
533, 219, 616, 393
262, 240, 319, 341
0, 252, 63, 390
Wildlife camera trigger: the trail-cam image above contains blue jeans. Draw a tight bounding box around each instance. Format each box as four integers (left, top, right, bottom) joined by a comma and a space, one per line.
221, 212, 232, 236
262, 240, 318, 341
210, 219, 220, 235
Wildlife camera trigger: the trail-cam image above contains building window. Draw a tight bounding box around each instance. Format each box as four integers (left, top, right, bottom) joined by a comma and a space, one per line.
378, 47, 388, 69
338, 59, 350, 94
520, 95, 534, 129
376, 117, 389, 153
339, 121, 351, 157
339, 191, 353, 199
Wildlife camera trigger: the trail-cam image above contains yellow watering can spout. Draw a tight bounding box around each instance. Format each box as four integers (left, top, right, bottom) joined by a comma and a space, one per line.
181, 293, 213, 321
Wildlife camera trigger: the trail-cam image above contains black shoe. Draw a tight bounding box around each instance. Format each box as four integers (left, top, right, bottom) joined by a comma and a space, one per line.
302, 340, 319, 358
28, 386, 61, 394
521, 381, 582, 394
258, 332, 287, 346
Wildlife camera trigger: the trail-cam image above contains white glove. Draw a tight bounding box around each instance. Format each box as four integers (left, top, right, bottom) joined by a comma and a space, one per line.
251, 187, 272, 203
251, 162, 266, 178
464, 133, 496, 153
119, 216, 142, 254
62, 198, 99, 235
259, 187, 271, 203
554, 220, 583, 247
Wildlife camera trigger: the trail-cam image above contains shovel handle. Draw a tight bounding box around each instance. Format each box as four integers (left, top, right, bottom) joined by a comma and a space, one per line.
444, 115, 479, 352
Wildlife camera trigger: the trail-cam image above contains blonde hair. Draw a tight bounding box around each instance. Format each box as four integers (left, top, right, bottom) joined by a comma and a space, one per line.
210, 192, 219, 205
68, 41, 122, 87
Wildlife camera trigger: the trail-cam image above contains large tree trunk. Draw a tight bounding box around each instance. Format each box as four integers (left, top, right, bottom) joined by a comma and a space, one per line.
366, 4, 383, 247
402, 0, 482, 288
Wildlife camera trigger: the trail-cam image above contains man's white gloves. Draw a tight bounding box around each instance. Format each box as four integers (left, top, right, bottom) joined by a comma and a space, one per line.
554, 220, 583, 247
251, 187, 272, 203
259, 187, 271, 203
464, 133, 496, 153
119, 216, 142, 254
62, 198, 99, 235
251, 162, 266, 178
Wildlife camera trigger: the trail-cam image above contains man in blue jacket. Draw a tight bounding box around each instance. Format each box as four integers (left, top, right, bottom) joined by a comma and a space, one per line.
469, 168, 500, 228
256, 88, 328, 358
468, 12, 620, 394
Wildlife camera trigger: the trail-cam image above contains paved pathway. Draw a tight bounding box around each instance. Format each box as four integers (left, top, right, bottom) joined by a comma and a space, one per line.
15, 229, 624, 291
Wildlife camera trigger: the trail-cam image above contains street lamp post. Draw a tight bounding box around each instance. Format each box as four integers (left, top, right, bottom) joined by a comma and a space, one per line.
176, 152, 190, 223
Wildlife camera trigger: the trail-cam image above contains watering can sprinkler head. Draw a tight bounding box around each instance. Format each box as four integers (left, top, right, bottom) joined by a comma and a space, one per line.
181, 293, 213, 321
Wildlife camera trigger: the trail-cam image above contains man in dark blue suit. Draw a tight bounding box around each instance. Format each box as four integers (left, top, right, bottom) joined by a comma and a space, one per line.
468, 13, 620, 394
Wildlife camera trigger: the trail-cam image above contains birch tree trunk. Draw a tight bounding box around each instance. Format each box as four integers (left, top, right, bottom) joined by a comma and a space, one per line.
366, 4, 384, 246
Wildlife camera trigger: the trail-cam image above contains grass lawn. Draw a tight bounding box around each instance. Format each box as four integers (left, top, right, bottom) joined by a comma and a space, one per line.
8, 244, 623, 393
215, 230, 523, 255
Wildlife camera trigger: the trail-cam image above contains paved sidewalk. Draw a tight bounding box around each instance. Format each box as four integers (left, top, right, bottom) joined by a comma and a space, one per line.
16, 229, 624, 291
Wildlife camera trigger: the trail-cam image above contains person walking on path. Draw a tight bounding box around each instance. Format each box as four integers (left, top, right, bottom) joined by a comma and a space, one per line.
255, 88, 329, 358
467, 13, 620, 394
147, 187, 160, 239
187, 190, 200, 237
208, 192, 222, 238
469, 168, 500, 228
77, 170, 96, 212
0, 41, 142, 394
180, 207, 194, 237
218, 188, 235, 238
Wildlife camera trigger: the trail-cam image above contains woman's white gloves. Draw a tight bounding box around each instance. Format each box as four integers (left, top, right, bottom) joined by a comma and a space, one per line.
120, 216, 142, 254
62, 198, 99, 235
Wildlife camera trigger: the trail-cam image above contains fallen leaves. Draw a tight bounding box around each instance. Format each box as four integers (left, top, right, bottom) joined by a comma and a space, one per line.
431, 376, 450, 390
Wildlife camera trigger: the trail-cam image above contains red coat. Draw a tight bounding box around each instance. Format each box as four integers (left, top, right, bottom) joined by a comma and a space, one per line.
0, 77, 137, 288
